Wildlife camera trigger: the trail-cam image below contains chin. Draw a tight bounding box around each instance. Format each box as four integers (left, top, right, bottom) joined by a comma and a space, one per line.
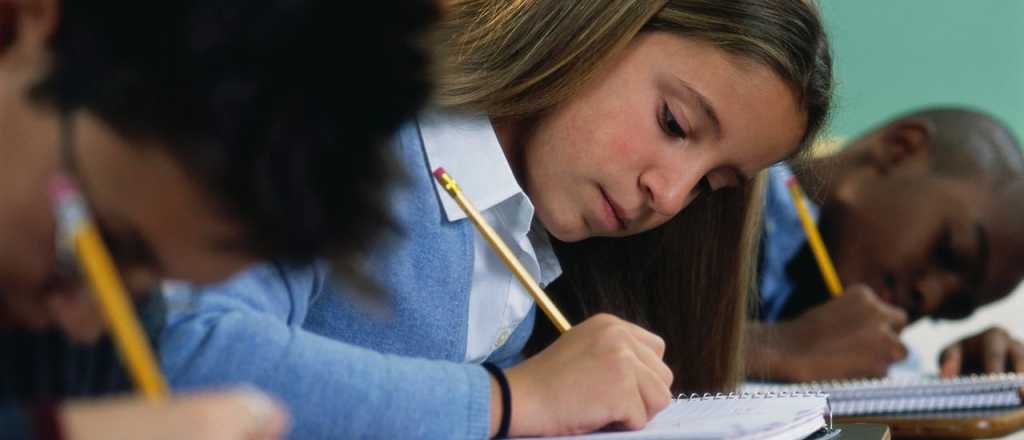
539, 215, 588, 243
547, 226, 588, 243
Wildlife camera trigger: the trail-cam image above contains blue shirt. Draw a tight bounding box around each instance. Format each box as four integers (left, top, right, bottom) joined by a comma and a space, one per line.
758, 164, 818, 322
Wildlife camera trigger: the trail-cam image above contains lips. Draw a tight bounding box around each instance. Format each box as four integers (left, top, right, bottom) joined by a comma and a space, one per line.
599, 187, 627, 231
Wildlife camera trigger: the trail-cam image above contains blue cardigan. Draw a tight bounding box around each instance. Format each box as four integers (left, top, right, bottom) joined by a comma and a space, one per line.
160, 121, 537, 439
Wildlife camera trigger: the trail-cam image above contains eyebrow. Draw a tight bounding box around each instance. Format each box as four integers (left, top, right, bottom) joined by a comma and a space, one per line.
694, 89, 722, 140
673, 78, 722, 140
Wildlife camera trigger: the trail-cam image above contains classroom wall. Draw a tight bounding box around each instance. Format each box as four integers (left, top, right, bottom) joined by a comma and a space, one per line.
820, 0, 1024, 142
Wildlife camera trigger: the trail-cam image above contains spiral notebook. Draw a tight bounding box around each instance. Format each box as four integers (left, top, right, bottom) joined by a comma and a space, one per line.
536, 392, 832, 440
744, 373, 1024, 417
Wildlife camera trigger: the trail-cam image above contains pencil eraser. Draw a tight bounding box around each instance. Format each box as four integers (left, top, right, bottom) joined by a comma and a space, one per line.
433, 167, 447, 180
785, 175, 797, 187
49, 174, 78, 201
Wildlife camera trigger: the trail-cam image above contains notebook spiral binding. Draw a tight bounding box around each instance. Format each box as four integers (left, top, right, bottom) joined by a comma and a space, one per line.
832, 390, 1022, 416
754, 373, 1024, 401
676, 392, 834, 430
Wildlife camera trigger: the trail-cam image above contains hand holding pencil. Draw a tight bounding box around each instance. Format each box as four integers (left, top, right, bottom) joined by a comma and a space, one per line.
432, 167, 673, 437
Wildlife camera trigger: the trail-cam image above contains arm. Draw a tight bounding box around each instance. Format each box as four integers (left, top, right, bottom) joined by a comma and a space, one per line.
746, 285, 909, 382
163, 263, 673, 438
160, 263, 493, 439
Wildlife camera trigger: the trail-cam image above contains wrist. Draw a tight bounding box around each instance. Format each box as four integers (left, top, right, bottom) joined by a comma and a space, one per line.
502, 364, 544, 437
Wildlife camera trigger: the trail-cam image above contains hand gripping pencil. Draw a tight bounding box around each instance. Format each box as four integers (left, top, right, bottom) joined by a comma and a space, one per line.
50, 175, 169, 400
433, 167, 572, 333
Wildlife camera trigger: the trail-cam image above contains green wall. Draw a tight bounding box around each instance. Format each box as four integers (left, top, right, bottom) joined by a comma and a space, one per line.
820, 0, 1024, 141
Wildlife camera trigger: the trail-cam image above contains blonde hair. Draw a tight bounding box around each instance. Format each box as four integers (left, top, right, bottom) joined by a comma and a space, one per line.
436, 0, 832, 391
435, 0, 831, 148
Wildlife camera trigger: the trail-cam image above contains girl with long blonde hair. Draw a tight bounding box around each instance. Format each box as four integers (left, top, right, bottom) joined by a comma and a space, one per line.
161, 0, 833, 437
440, 0, 833, 396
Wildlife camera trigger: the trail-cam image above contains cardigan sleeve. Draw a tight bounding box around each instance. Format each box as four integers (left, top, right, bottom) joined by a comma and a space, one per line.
159, 262, 492, 439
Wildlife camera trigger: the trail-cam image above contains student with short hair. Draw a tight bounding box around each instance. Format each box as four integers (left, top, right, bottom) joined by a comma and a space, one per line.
746, 108, 1024, 382
0, 0, 437, 438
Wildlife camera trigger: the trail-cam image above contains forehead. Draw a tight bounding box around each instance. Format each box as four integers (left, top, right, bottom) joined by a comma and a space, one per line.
637, 32, 808, 169
72, 113, 255, 283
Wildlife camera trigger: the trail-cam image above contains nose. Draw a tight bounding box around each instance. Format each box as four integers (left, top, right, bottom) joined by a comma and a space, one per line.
914, 269, 963, 313
639, 167, 696, 218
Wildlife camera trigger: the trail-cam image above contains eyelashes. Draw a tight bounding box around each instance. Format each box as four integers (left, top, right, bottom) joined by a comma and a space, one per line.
661, 102, 706, 198
659, 101, 741, 199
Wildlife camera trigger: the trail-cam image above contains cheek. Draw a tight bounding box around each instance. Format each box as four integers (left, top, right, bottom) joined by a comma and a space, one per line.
0, 217, 58, 294
606, 132, 643, 163
0, 289, 52, 330
548, 91, 654, 169
574, 124, 657, 190
48, 289, 105, 343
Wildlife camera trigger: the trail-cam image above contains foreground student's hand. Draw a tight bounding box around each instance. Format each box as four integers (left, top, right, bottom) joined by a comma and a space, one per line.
939, 326, 1024, 378
496, 313, 673, 437
749, 285, 908, 382
61, 389, 289, 440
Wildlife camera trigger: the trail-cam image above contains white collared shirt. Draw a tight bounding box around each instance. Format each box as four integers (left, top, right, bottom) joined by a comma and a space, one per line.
419, 109, 562, 362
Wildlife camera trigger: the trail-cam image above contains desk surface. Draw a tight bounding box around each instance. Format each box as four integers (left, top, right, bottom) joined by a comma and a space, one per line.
836, 423, 891, 440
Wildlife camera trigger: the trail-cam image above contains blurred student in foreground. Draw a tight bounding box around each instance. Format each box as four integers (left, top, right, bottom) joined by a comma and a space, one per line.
0, 0, 435, 438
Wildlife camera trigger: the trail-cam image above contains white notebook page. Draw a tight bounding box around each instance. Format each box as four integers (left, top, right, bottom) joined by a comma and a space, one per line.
535, 394, 828, 440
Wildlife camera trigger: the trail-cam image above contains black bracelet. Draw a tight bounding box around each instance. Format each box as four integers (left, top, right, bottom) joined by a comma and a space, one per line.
482, 362, 511, 438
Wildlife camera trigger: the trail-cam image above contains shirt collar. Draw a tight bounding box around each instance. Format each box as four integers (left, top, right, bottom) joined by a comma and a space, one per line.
419, 109, 525, 222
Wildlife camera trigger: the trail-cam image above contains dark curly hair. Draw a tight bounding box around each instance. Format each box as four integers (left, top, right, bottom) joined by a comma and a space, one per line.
31, 1, 438, 266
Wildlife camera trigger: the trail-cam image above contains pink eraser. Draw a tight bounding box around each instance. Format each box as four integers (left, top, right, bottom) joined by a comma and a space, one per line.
433, 167, 447, 180
785, 175, 797, 187
49, 174, 79, 201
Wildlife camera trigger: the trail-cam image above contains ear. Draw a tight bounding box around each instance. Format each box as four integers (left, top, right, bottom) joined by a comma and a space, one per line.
867, 117, 935, 174
0, 0, 59, 58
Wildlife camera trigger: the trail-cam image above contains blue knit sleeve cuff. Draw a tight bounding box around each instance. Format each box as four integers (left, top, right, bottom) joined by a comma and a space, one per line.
466, 364, 493, 439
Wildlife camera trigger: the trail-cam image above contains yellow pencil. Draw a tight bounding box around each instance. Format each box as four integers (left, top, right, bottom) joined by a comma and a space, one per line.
785, 175, 843, 297
51, 176, 169, 400
432, 167, 573, 333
